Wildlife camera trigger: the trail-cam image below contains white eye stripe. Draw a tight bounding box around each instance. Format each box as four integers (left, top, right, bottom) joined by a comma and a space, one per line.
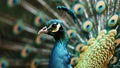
47, 24, 53, 29
47, 23, 57, 29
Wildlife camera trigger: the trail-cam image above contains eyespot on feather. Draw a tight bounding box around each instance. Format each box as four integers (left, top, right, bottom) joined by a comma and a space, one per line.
7, 0, 20, 7
0, 59, 8, 68
73, 3, 85, 15
76, 44, 86, 52
13, 23, 23, 35
82, 20, 93, 32
94, 1, 106, 13
35, 35, 44, 45
115, 38, 120, 47
34, 16, 43, 27
21, 45, 32, 58
31, 59, 39, 68
108, 14, 119, 27
67, 29, 77, 39
110, 56, 117, 64
70, 57, 78, 66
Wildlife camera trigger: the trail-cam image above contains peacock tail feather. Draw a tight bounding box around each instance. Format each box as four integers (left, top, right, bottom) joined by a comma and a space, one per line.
0, 0, 120, 68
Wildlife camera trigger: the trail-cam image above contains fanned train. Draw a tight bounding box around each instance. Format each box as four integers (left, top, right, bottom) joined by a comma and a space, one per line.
0, 0, 120, 68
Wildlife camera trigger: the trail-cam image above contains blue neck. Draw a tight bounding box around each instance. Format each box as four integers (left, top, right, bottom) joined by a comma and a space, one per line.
49, 34, 70, 68
55, 37, 68, 47
54, 33, 68, 48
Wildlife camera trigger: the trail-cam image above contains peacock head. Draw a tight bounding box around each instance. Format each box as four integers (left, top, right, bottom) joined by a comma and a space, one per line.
38, 19, 67, 41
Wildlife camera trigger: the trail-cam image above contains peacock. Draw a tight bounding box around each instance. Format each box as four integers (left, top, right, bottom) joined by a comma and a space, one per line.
38, 19, 73, 68
0, 0, 120, 68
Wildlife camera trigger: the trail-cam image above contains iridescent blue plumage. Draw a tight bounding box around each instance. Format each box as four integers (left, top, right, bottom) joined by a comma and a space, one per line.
47, 20, 72, 68
49, 37, 72, 68
38, 19, 72, 68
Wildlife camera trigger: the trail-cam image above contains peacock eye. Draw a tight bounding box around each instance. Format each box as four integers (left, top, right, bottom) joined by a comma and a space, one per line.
51, 24, 57, 29
95, 1, 106, 13
73, 3, 85, 15
82, 20, 93, 32
108, 14, 119, 27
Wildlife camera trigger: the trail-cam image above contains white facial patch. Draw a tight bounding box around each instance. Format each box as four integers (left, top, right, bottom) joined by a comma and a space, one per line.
52, 24, 61, 32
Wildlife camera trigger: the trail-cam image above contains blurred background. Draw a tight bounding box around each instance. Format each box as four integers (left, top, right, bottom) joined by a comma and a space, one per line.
1, 0, 120, 68
0, 0, 76, 68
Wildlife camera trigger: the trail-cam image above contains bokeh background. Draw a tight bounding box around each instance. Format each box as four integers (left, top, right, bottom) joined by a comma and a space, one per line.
0, 0, 76, 68
1, 0, 120, 68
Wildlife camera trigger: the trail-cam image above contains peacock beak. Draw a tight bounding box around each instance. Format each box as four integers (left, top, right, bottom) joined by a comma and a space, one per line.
38, 26, 48, 35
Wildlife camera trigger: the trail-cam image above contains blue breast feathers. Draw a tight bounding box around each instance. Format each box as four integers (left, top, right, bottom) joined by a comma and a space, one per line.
49, 40, 72, 68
